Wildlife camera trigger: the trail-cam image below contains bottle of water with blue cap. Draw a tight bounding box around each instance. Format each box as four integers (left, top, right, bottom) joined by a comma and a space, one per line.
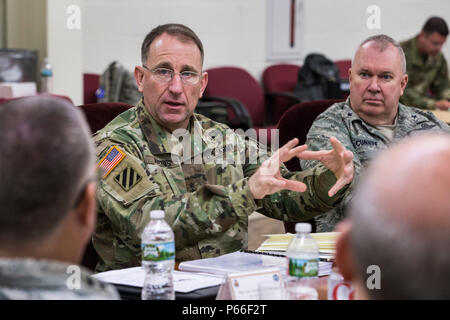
141, 210, 175, 300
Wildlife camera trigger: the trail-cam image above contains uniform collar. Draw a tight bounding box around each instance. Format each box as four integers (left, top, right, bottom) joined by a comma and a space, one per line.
136, 98, 222, 161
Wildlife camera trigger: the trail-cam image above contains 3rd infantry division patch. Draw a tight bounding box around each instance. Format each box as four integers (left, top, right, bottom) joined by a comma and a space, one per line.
114, 167, 142, 191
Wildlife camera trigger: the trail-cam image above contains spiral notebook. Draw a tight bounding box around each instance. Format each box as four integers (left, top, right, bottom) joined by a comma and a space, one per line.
178, 250, 332, 277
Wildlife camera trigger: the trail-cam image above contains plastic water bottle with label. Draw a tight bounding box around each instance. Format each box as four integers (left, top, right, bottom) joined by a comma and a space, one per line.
284, 223, 319, 299
40, 57, 53, 93
141, 210, 175, 300
327, 265, 355, 300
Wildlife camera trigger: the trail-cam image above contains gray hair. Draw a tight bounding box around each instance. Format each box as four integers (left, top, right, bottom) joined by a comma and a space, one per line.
348, 133, 450, 299
0, 96, 95, 246
141, 23, 204, 66
353, 34, 406, 74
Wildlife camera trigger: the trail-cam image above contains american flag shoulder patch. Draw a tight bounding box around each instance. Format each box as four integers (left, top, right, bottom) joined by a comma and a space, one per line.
97, 146, 126, 178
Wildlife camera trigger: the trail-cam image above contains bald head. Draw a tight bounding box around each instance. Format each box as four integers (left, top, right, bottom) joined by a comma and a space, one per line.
344, 132, 450, 299
362, 133, 450, 231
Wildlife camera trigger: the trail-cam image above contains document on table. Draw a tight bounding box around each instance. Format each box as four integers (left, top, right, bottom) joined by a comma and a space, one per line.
92, 267, 224, 293
178, 251, 332, 277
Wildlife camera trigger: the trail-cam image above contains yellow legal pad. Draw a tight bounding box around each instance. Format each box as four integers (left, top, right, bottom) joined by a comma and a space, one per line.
256, 232, 340, 255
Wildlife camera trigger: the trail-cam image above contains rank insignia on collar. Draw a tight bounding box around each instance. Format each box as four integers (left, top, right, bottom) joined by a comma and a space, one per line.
114, 167, 142, 191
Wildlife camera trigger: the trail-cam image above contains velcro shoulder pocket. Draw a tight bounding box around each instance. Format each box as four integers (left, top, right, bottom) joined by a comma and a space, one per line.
101, 152, 160, 206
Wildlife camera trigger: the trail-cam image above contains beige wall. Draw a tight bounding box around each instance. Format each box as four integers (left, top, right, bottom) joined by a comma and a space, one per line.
82, 0, 450, 83
4, 0, 83, 105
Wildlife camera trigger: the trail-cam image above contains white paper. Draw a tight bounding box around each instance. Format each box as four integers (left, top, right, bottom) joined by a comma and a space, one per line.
227, 268, 283, 300
93, 267, 224, 293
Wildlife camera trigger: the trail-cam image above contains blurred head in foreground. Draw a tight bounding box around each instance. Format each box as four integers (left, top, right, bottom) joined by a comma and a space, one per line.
336, 132, 450, 299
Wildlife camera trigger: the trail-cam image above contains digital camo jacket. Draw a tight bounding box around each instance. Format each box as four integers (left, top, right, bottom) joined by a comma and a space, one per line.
93, 99, 350, 271
301, 98, 450, 232
0, 258, 119, 300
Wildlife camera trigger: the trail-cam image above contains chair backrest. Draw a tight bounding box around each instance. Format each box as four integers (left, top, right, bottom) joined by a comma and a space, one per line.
262, 63, 301, 123
204, 66, 266, 127
278, 98, 344, 233
78, 102, 134, 134
334, 59, 352, 80
83, 73, 100, 104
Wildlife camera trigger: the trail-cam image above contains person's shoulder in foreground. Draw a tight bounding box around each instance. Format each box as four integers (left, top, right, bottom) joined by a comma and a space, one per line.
0, 96, 119, 300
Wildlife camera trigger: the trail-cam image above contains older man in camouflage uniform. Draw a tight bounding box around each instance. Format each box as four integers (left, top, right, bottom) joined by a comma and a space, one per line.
0, 96, 119, 300
400, 16, 450, 110
93, 23, 355, 272
301, 34, 450, 232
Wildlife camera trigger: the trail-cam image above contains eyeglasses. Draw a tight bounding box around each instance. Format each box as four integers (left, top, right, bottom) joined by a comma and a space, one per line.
142, 65, 202, 86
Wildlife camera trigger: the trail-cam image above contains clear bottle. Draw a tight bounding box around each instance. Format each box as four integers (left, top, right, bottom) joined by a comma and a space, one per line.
327, 264, 354, 300
286, 223, 319, 278
141, 210, 175, 300
40, 57, 53, 93
284, 223, 320, 300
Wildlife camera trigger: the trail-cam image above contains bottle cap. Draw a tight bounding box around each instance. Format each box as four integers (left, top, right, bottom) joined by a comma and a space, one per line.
150, 210, 165, 219
295, 223, 312, 233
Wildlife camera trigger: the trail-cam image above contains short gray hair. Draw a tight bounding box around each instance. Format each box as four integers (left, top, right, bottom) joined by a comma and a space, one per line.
354, 34, 406, 74
0, 96, 95, 246
348, 133, 450, 299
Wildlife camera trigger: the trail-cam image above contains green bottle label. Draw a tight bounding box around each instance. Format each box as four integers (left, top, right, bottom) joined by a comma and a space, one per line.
288, 258, 319, 277
141, 242, 175, 262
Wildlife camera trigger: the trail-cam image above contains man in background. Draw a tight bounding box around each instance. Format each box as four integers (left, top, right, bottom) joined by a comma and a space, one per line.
400, 16, 450, 110
301, 34, 449, 232
0, 96, 119, 299
335, 133, 450, 299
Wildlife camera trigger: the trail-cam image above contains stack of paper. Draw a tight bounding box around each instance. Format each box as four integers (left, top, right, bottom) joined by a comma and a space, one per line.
256, 232, 340, 261
178, 251, 332, 277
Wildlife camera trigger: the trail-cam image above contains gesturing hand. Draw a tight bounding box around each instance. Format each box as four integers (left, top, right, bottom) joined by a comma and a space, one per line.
248, 138, 309, 199
248, 137, 354, 199
297, 136, 354, 197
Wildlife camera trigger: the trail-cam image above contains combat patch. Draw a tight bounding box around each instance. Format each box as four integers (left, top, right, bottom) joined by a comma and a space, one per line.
114, 167, 142, 191
97, 146, 125, 178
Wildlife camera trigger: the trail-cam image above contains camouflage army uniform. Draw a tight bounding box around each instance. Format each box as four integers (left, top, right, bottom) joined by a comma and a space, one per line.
301, 98, 450, 232
400, 36, 450, 110
93, 98, 350, 272
0, 258, 119, 300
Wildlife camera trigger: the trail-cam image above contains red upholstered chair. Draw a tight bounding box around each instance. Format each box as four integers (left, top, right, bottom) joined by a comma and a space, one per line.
334, 59, 352, 81
77, 102, 134, 271
277, 99, 344, 233
262, 63, 302, 124
203, 66, 276, 146
78, 102, 134, 135
83, 73, 100, 104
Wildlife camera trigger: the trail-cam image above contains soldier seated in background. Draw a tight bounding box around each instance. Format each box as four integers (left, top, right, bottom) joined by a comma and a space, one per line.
400, 16, 450, 110
0, 96, 119, 300
93, 23, 355, 272
301, 34, 450, 232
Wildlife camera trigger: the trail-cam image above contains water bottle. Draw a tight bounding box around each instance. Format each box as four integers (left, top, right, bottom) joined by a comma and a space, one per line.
40, 57, 53, 93
284, 223, 319, 299
286, 223, 319, 278
327, 264, 354, 300
141, 210, 175, 300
